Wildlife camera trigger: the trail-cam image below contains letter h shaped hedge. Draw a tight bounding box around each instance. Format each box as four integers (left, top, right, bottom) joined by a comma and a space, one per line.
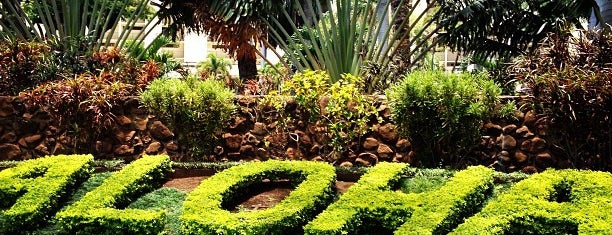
56, 155, 172, 234
0, 155, 93, 233
304, 163, 494, 234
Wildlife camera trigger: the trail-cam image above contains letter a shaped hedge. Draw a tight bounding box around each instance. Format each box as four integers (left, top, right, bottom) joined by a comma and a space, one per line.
0, 155, 93, 233
304, 163, 494, 234
451, 169, 612, 234
56, 155, 172, 234
181, 160, 336, 235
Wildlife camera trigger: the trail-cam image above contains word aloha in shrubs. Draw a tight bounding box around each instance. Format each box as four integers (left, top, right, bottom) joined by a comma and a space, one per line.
2, 155, 612, 234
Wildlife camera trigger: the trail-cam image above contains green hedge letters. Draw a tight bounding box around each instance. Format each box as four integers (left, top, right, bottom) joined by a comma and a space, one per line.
1, 155, 611, 234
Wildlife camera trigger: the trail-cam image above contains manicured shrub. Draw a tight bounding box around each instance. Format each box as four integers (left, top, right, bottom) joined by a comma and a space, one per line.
56, 155, 172, 234
0, 155, 93, 233
395, 166, 494, 234
140, 76, 235, 158
511, 31, 612, 170
386, 70, 510, 167
452, 169, 612, 234
304, 163, 494, 234
181, 160, 336, 235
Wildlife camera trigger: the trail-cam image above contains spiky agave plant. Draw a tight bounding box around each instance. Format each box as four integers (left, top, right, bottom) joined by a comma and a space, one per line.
264, 0, 443, 90
0, 0, 163, 58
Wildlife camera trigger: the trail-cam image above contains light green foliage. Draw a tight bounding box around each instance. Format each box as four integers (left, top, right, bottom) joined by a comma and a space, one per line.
395, 166, 494, 234
181, 160, 336, 235
31, 172, 113, 235
273, 70, 379, 158
56, 155, 172, 234
198, 53, 232, 80
140, 77, 235, 157
400, 169, 453, 193
452, 169, 612, 234
386, 70, 510, 167
304, 163, 494, 234
0, 155, 93, 233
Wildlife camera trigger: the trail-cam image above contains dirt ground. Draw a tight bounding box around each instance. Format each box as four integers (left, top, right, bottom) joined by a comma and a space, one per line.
163, 177, 354, 210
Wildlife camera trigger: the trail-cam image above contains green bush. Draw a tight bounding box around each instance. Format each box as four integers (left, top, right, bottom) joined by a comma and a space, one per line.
181, 160, 336, 235
140, 76, 235, 158
56, 155, 172, 234
386, 70, 509, 167
0, 155, 93, 233
452, 169, 612, 234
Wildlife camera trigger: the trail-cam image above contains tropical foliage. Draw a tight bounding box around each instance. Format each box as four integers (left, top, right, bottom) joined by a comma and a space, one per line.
197, 53, 232, 82
436, 0, 607, 59
267, 0, 442, 92
510, 30, 612, 169
0, 0, 163, 58
156, 0, 270, 81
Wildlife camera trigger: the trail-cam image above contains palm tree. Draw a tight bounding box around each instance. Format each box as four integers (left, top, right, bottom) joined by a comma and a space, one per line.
156, 0, 281, 81
198, 52, 231, 80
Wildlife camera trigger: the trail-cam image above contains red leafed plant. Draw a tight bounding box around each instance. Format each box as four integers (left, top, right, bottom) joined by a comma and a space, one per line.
20, 53, 162, 152
510, 30, 612, 170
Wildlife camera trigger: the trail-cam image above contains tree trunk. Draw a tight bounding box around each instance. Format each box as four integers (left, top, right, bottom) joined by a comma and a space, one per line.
237, 53, 257, 81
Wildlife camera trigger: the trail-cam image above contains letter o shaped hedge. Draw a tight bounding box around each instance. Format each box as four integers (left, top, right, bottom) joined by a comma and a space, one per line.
181, 160, 336, 235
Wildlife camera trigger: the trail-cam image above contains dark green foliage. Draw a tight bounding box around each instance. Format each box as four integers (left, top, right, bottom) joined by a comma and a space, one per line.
304, 163, 494, 234
511, 31, 612, 170
56, 155, 172, 234
0, 0, 161, 59
128, 187, 187, 235
0, 155, 93, 233
436, 0, 603, 59
181, 160, 336, 235
140, 76, 235, 158
452, 169, 612, 234
386, 70, 509, 167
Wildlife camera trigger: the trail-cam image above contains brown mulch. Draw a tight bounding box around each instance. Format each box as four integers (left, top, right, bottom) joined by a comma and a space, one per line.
162, 177, 355, 211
